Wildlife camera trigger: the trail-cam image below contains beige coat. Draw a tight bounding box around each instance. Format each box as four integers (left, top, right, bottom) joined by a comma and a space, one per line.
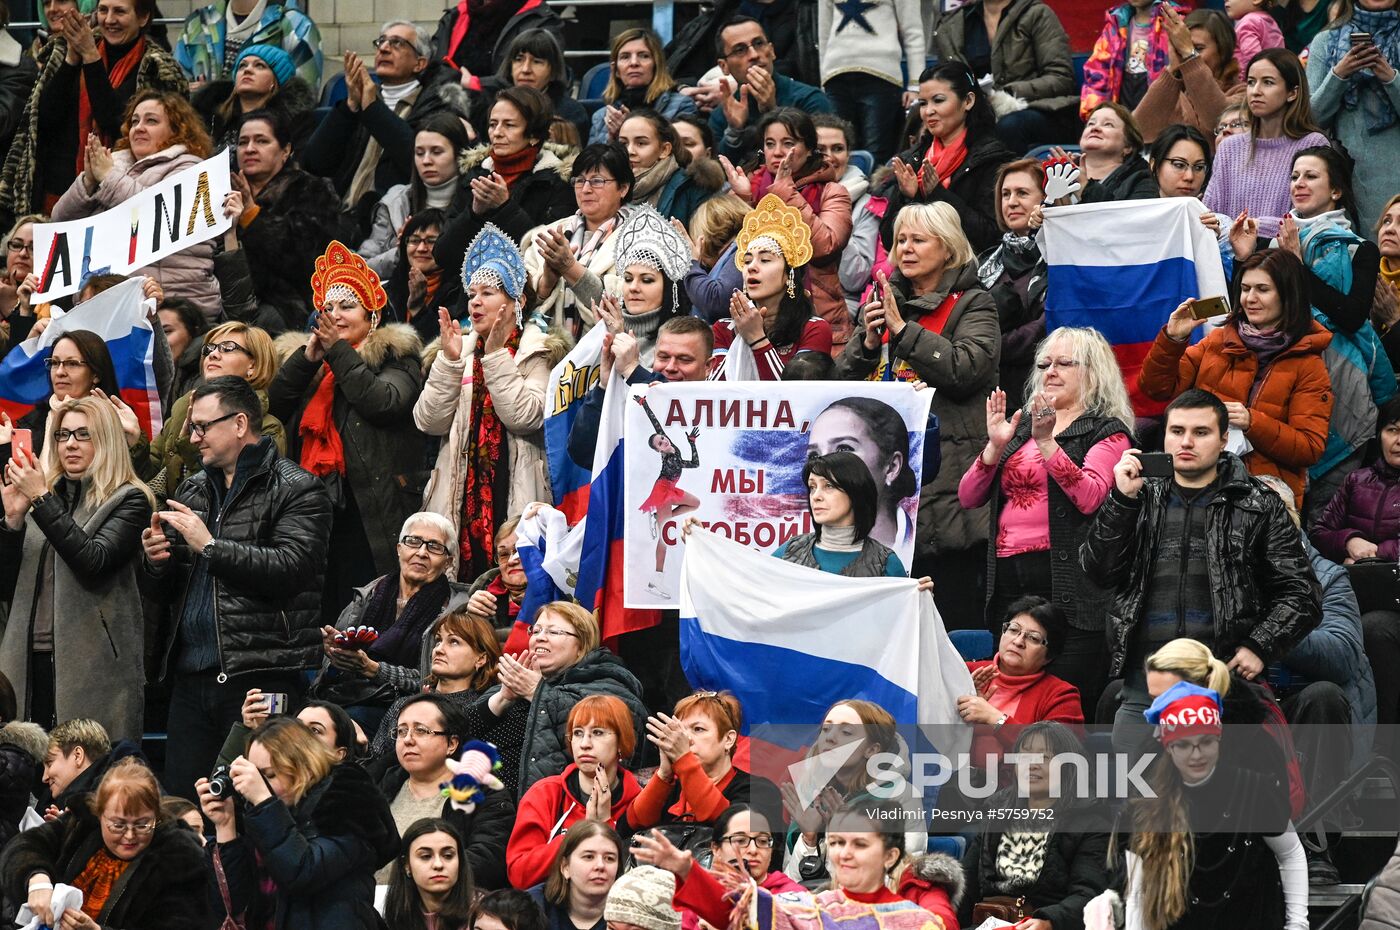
521, 213, 624, 335
414, 320, 570, 545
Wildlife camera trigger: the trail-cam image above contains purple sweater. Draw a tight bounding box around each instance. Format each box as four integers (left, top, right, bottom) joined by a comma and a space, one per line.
1203, 131, 1330, 238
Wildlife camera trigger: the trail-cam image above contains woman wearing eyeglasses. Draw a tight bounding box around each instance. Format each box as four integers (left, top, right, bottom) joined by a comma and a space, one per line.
125, 321, 285, 497
956, 597, 1083, 770
0, 330, 120, 466
368, 693, 516, 890
506, 694, 642, 889
310, 512, 471, 728
958, 328, 1132, 713
0, 396, 154, 741
680, 804, 803, 929
0, 214, 46, 344
2, 758, 210, 930
197, 716, 400, 930
465, 601, 647, 799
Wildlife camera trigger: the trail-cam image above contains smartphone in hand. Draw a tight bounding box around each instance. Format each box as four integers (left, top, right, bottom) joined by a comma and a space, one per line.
1138, 452, 1174, 479
11, 429, 31, 463
1190, 296, 1230, 320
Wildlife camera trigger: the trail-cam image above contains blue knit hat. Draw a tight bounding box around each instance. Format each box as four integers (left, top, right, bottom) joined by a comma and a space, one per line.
235, 44, 295, 86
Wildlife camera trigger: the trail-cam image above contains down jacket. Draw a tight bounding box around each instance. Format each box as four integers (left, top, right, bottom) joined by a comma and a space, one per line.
0, 722, 46, 851
1313, 460, 1400, 563
931, 0, 1078, 115
414, 318, 570, 552
0, 478, 151, 742
212, 762, 399, 930
1138, 320, 1334, 506
1, 801, 211, 930
269, 323, 426, 577
52, 144, 220, 318
130, 388, 287, 499
835, 262, 1000, 560
1080, 452, 1323, 678
150, 435, 333, 679
465, 647, 647, 798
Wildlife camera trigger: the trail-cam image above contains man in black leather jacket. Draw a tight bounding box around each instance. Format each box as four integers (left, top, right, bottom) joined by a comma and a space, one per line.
1080, 388, 1321, 751
141, 377, 332, 800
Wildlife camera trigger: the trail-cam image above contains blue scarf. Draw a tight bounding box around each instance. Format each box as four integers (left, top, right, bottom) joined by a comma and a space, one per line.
1323, 8, 1400, 134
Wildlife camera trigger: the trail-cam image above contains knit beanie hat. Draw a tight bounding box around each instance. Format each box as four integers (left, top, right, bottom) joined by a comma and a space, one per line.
236, 44, 296, 86
604, 866, 680, 930
1143, 681, 1223, 747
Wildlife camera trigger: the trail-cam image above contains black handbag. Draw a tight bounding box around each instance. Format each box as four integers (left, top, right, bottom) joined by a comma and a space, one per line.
1345, 558, 1400, 614
628, 820, 713, 870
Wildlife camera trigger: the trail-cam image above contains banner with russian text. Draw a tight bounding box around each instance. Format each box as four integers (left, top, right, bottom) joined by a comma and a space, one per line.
31, 151, 233, 302
623, 381, 931, 608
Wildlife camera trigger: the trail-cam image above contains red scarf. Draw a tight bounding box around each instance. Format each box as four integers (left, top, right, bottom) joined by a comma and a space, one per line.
77, 38, 146, 174
459, 329, 521, 580
871, 290, 961, 381
920, 130, 968, 190
298, 354, 351, 477
752, 167, 827, 214
491, 144, 540, 190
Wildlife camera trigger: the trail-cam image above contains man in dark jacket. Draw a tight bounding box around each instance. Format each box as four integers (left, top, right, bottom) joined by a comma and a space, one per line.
706, 16, 833, 160
1080, 388, 1321, 752
300, 20, 465, 238
142, 377, 332, 800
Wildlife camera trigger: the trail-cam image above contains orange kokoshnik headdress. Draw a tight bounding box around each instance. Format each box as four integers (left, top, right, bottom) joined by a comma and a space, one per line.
311, 240, 387, 313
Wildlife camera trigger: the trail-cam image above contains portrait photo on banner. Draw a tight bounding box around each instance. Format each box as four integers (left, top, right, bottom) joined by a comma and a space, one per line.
622, 381, 933, 608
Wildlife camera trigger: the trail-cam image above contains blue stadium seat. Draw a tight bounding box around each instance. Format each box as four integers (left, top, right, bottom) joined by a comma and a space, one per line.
850, 149, 874, 177
950, 629, 994, 662
581, 62, 612, 100
1025, 144, 1081, 162
926, 834, 967, 859
1073, 53, 1089, 91
319, 71, 348, 109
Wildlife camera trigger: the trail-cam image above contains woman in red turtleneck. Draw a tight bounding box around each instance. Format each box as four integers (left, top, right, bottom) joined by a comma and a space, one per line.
956, 596, 1083, 768
434, 84, 575, 277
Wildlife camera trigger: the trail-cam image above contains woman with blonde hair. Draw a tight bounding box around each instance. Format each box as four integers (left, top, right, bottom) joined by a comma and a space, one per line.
2, 758, 209, 930
197, 716, 399, 928
589, 28, 697, 145
464, 601, 647, 798
0, 396, 153, 739
682, 193, 748, 322
959, 327, 1132, 714
837, 200, 999, 630
127, 320, 286, 496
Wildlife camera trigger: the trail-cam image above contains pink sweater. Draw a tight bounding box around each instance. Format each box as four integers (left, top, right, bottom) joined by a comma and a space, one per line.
957, 434, 1129, 556
1233, 12, 1284, 83
1203, 131, 1331, 238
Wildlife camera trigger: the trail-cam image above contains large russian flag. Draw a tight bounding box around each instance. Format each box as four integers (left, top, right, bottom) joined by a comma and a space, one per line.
1041, 198, 1228, 417
678, 530, 972, 785
0, 276, 162, 436
575, 369, 660, 645
544, 323, 605, 523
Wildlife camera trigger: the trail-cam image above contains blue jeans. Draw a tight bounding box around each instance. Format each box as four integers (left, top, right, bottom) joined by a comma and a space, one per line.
825, 72, 905, 166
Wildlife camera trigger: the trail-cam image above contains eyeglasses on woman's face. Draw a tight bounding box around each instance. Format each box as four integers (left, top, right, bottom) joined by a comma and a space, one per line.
201, 341, 252, 358
399, 534, 449, 556
44, 358, 88, 371
529, 625, 580, 641
1001, 622, 1048, 648
395, 724, 448, 740
1034, 357, 1080, 371
721, 832, 774, 849
54, 428, 92, 443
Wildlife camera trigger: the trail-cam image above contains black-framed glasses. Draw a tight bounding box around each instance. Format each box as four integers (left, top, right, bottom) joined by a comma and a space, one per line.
188, 411, 239, 438
400, 534, 450, 556
1001, 622, 1048, 648
572, 176, 617, 190
724, 35, 770, 58
722, 833, 774, 849
6, 239, 31, 253
406, 235, 439, 248
373, 34, 417, 53
394, 724, 448, 740
201, 341, 252, 357
54, 428, 92, 443
44, 358, 88, 371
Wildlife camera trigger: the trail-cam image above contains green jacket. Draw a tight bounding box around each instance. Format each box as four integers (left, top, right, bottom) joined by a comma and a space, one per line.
931, 0, 1078, 114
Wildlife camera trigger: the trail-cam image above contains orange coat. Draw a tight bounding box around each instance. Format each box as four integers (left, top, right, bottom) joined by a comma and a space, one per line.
1138, 321, 1334, 504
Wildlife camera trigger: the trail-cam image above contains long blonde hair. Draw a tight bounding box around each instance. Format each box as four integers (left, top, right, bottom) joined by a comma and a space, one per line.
45, 397, 155, 511
1145, 638, 1233, 696
249, 717, 338, 807
1112, 760, 1195, 930
1023, 327, 1135, 428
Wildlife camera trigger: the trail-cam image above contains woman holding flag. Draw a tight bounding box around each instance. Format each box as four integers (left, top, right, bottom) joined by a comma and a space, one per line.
836, 201, 999, 631
0, 396, 154, 739
414, 223, 568, 583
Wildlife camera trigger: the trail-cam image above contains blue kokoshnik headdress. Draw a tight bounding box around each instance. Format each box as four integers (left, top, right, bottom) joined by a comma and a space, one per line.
462, 223, 528, 327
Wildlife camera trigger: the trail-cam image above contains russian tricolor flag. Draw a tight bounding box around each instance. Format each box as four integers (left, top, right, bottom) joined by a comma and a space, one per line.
678, 530, 972, 780
575, 369, 660, 645
1041, 198, 1228, 417
544, 323, 605, 523
0, 276, 162, 436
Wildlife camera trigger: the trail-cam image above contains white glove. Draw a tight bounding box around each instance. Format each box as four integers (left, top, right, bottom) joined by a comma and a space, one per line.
1043, 157, 1082, 203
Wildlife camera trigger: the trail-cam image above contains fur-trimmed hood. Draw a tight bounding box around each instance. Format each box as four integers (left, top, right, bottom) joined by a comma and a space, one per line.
459, 141, 576, 179
272, 322, 423, 370
904, 851, 965, 907
419, 315, 572, 373
0, 722, 47, 764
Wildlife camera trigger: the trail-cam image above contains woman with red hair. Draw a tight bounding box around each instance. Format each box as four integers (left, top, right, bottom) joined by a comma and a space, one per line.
505, 695, 641, 889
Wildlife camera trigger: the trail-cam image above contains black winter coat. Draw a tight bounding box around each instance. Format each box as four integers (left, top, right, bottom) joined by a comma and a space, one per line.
1078, 156, 1159, 203
1, 803, 210, 930
958, 803, 1112, 929
268, 323, 426, 577
151, 436, 332, 679
238, 167, 345, 333
881, 132, 1017, 255
434, 143, 575, 280
0, 723, 43, 850
192, 75, 318, 158
1080, 453, 1322, 677
0, 48, 37, 166
213, 762, 399, 930
370, 758, 516, 889
431, 2, 566, 79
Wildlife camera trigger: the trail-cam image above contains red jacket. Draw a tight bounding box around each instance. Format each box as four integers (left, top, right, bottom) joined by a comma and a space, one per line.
965, 660, 1083, 767
505, 763, 641, 889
